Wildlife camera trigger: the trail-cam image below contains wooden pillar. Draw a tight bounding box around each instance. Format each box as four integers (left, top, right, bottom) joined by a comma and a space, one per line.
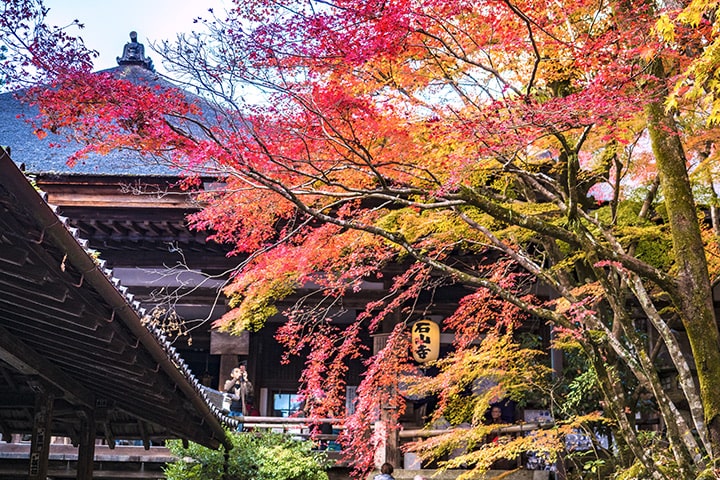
383, 407, 400, 469
218, 355, 237, 391
371, 333, 400, 469
373, 412, 400, 470
77, 408, 96, 480
549, 327, 566, 480
388, 431, 400, 469
211, 330, 249, 391
28, 391, 53, 480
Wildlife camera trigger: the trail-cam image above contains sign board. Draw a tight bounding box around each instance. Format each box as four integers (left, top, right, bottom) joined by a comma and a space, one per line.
210, 330, 249, 355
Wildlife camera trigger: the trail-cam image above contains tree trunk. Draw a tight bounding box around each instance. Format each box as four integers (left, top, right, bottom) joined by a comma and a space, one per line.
645, 59, 720, 461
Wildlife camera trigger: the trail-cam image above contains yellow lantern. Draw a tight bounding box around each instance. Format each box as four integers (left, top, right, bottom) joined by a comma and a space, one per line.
411, 319, 440, 363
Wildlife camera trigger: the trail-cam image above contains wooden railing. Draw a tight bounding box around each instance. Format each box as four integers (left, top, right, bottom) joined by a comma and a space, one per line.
398, 421, 552, 438
229, 415, 343, 444
232, 416, 552, 443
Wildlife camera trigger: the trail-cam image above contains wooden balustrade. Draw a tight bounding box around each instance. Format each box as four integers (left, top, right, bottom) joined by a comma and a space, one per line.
398, 421, 553, 438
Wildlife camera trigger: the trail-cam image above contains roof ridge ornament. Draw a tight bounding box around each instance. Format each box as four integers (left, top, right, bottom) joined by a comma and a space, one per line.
116, 31, 155, 71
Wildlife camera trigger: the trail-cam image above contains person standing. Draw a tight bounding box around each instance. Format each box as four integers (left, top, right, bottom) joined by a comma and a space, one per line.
373, 463, 396, 480
223, 365, 253, 416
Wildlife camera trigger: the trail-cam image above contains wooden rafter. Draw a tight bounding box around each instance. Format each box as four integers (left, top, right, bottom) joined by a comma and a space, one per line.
0, 325, 94, 408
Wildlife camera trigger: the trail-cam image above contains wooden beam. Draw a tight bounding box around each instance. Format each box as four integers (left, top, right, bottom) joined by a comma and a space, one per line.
0, 417, 12, 442
28, 391, 53, 480
104, 421, 116, 449
87, 219, 115, 236
138, 420, 150, 450
0, 245, 29, 266
0, 325, 95, 408
2, 469, 171, 479
0, 391, 35, 408
0, 275, 71, 306
0, 364, 16, 388
44, 191, 193, 209
143, 220, 166, 236
77, 409, 95, 480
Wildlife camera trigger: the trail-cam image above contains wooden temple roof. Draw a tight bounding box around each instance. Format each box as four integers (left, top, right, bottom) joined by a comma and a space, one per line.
0, 148, 232, 450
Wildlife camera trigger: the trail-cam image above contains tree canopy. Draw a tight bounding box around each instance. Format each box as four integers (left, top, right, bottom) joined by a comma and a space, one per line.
5, 0, 720, 478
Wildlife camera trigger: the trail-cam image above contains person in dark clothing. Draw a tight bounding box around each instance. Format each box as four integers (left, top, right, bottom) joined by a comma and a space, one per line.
489, 405, 503, 425
373, 462, 395, 480
485, 404, 515, 470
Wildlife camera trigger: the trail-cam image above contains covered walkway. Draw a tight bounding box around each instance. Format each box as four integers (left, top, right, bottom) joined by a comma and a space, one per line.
0, 149, 232, 478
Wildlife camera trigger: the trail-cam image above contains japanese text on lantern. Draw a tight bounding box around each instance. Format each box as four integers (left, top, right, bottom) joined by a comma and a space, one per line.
411, 319, 439, 363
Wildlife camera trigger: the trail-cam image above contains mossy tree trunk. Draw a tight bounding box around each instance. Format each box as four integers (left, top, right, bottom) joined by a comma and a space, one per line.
645, 59, 720, 461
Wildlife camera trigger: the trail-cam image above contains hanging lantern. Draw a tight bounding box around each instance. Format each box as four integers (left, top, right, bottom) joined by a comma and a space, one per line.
411, 319, 440, 363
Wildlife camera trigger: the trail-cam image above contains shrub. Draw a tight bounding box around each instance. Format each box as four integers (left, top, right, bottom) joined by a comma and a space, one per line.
164, 430, 330, 480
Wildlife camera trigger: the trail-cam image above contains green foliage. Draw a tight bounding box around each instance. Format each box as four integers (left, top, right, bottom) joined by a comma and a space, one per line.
164, 431, 330, 480
443, 394, 475, 425
613, 460, 646, 480
610, 431, 683, 480
592, 201, 674, 269
223, 274, 298, 333
561, 367, 599, 416
581, 457, 607, 477
593, 201, 643, 226
375, 207, 475, 247
632, 235, 674, 270
696, 467, 720, 480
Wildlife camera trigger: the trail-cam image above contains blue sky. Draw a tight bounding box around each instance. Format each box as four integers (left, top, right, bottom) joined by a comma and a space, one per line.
43, 0, 230, 73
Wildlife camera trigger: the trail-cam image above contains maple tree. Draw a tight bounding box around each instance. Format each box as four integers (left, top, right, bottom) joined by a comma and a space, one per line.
7, 0, 720, 478
0, 0, 94, 90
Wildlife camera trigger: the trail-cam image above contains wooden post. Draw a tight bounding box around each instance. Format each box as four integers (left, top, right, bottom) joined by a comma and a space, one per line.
218, 355, 237, 391
28, 390, 53, 480
77, 408, 96, 480
211, 330, 249, 391
373, 414, 400, 470
371, 332, 400, 470
382, 407, 400, 469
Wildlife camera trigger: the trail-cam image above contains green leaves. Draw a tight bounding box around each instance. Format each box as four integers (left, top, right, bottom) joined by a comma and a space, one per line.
164, 431, 329, 480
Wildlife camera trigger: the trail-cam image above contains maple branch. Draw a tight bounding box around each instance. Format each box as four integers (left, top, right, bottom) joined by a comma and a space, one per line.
458, 185, 676, 291
420, 36, 484, 110
570, 200, 679, 297
548, 125, 593, 222
501, 0, 543, 96
456, 210, 659, 384
573, 124, 593, 153
585, 251, 702, 469
414, 28, 523, 97
624, 271, 711, 458
458, 211, 564, 291
235, 167, 564, 324
470, 213, 699, 472
459, 185, 580, 243
499, 0, 572, 47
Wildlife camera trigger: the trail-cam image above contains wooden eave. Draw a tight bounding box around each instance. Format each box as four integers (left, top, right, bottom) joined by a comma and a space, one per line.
33, 174, 197, 209
0, 149, 232, 450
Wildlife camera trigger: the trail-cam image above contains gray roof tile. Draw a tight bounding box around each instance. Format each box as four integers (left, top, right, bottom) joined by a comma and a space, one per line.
0, 65, 188, 176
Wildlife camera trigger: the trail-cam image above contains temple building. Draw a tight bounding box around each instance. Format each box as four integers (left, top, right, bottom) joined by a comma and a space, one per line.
0, 31, 484, 421
0, 32, 565, 479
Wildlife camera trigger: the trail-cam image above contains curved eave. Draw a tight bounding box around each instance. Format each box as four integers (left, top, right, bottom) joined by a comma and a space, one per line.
0, 148, 232, 450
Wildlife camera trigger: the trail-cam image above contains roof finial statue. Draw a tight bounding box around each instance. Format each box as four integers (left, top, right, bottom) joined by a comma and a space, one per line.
117, 31, 155, 71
